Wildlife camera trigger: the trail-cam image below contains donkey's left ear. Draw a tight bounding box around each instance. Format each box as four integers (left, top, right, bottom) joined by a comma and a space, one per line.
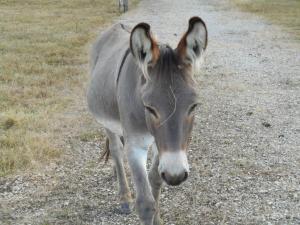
177, 17, 208, 74
130, 23, 159, 77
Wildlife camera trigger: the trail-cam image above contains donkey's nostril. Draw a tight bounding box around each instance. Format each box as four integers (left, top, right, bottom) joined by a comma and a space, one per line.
160, 170, 188, 186
161, 172, 166, 180
183, 171, 188, 182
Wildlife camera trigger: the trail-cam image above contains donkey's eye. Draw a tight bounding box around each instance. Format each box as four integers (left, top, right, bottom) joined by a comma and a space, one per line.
188, 103, 198, 115
145, 106, 158, 118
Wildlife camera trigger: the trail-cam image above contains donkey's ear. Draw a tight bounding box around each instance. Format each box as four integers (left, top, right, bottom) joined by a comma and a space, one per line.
130, 23, 159, 76
177, 17, 207, 74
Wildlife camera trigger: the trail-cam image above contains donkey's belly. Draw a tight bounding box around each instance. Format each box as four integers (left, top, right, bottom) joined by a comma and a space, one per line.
87, 23, 131, 136
95, 116, 122, 136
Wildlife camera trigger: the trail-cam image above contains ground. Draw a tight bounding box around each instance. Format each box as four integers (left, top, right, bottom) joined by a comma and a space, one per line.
0, 0, 300, 224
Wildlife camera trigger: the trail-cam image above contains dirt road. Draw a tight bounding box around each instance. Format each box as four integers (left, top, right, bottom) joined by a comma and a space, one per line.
1, 0, 299, 224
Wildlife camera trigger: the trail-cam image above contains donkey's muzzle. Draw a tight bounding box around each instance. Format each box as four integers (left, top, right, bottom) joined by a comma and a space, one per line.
161, 170, 188, 186
158, 151, 190, 186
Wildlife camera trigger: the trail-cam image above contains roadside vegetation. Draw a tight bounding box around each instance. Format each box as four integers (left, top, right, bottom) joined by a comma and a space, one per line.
232, 0, 300, 39
0, 0, 137, 176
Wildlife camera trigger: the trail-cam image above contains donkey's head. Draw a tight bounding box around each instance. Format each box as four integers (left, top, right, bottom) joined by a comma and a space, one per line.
130, 17, 207, 186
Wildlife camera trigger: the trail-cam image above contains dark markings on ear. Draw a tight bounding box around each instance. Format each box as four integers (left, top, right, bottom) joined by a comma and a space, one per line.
193, 44, 200, 56
177, 16, 208, 73
140, 50, 147, 61
130, 22, 150, 57
177, 16, 208, 56
187, 17, 208, 50
130, 22, 160, 66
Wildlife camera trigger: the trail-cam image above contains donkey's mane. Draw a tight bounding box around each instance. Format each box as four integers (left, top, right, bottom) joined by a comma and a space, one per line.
153, 45, 188, 83
156, 45, 179, 71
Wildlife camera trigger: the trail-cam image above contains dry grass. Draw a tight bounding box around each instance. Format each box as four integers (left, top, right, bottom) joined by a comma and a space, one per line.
232, 0, 300, 39
0, 0, 138, 176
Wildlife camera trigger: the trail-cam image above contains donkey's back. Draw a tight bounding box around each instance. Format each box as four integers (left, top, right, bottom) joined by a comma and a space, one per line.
87, 23, 130, 135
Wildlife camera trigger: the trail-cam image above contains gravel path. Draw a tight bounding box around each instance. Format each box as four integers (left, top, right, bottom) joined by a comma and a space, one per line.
1, 0, 299, 224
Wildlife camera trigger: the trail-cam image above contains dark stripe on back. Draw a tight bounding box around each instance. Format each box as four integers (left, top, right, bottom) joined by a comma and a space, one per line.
116, 48, 131, 85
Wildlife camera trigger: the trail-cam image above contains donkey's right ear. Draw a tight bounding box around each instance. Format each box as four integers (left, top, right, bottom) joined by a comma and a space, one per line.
130, 23, 159, 76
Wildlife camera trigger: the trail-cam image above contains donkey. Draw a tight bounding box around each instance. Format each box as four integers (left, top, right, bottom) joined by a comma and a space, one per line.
87, 17, 207, 225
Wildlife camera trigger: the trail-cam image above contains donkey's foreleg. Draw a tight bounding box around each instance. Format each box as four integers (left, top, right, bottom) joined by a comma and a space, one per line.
126, 138, 156, 225
148, 144, 163, 225
105, 129, 132, 213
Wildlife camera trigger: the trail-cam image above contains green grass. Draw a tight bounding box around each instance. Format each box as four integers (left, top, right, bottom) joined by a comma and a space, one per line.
232, 0, 300, 39
0, 0, 138, 176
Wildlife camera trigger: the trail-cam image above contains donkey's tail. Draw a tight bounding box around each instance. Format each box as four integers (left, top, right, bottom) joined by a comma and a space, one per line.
100, 137, 110, 163
99, 136, 125, 163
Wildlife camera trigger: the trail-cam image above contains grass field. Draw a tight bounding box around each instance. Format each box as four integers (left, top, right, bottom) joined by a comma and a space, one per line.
232, 0, 300, 39
0, 0, 137, 176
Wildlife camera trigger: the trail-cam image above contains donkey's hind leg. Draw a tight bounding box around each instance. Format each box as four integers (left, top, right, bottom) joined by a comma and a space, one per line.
105, 128, 132, 214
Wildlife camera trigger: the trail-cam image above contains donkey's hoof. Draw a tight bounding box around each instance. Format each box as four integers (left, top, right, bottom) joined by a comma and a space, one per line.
119, 202, 131, 214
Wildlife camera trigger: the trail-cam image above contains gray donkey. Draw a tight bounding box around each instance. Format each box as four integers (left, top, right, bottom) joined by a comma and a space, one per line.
87, 17, 208, 225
